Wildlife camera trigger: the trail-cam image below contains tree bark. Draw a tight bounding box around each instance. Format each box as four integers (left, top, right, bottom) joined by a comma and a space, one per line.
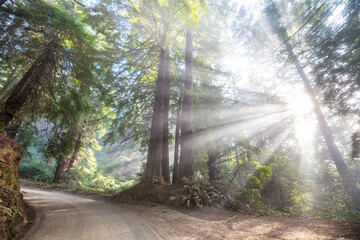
52, 121, 80, 182
53, 155, 71, 183
172, 97, 181, 184
143, 34, 166, 183
67, 131, 83, 170
0, 40, 56, 133
207, 150, 219, 181
179, 29, 194, 180
161, 49, 171, 183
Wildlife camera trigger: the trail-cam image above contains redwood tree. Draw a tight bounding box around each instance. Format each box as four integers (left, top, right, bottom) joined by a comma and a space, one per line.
178, 29, 194, 180
0, 40, 57, 133
143, 34, 167, 183
161, 49, 171, 183
172, 97, 182, 183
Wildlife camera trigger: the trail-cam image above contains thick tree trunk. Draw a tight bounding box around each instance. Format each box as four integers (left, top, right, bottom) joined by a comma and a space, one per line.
143, 35, 167, 183
52, 122, 80, 182
0, 41, 56, 133
179, 29, 194, 180
53, 155, 71, 183
161, 49, 171, 183
172, 97, 181, 184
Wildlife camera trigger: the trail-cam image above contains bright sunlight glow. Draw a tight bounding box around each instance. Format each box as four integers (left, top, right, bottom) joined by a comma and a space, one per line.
287, 94, 314, 116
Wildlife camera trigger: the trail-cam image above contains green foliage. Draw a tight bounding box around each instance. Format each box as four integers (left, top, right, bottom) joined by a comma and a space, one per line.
0, 199, 22, 219
241, 163, 272, 207
17, 130, 55, 183
19, 162, 54, 183
61, 167, 136, 194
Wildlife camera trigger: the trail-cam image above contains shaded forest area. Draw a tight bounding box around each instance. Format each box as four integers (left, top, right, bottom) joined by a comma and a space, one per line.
0, 0, 360, 238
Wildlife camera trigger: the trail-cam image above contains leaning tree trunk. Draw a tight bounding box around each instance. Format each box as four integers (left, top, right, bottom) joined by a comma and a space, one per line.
172, 97, 182, 184
267, 3, 360, 210
0, 40, 56, 133
288, 48, 360, 210
143, 34, 167, 183
161, 49, 171, 183
179, 29, 194, 180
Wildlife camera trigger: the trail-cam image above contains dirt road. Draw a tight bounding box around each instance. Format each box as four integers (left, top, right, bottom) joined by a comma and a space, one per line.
20, 186, 359, 240
20, 187, 162, 240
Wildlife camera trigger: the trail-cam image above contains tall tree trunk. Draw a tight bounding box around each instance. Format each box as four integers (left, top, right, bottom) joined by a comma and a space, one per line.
267, 3, 360, 210
179, 29, 194, 180
288, 48, 360, 210
143, 35, 166, 183
0, 40, 56, 133
172, 97, 181, 184
161, 49, 171, 183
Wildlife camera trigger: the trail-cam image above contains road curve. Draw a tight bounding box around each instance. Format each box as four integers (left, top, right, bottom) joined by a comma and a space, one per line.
21, 187, 161, 240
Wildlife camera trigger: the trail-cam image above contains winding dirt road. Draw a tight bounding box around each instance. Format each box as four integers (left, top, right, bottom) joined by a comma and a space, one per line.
21, 187, 162, 240
19, 186, 360, 240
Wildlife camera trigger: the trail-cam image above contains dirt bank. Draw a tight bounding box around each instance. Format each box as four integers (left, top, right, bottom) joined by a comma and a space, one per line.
0, 136, 28, 239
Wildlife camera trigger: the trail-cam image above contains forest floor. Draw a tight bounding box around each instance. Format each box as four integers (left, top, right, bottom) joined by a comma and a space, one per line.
20, 182, 360, 240
126, 203, 360, 240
